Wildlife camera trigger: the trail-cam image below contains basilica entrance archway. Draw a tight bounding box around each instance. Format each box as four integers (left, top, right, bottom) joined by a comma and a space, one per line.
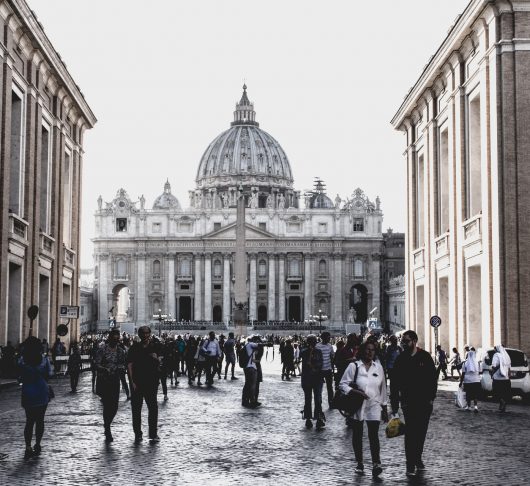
350, 284, 368, 323
288, 296, 302, 322
112, 284, 131, 323
258, 305, 267, 322
179, 296, 192, 321
213, 305, 222, 322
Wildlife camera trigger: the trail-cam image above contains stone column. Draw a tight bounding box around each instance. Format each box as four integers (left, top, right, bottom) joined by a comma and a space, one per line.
249, 253, 257, 321
371, 253, 381, 318
167, 255, 176, 319
194, 254, 202, 320
204, 253, 212, 321
223, 253, 231, 323
278, 253, 286, 320
98, 253, 109, 323
268, 254, 276, 321
304, 254, 313, 320
332, 253, 343, 322
136, 253, 147, 323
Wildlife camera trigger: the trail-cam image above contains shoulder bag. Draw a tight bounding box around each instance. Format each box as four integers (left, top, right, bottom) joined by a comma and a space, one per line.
331, 362, 365, 414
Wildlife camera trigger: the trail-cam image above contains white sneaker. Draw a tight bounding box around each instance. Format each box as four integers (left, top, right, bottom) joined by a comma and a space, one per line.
462, 406, 470, 411
164, 395, 169, 401
474, 406, 479, 413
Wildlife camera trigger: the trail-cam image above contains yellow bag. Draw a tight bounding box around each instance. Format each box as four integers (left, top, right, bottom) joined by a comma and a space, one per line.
385, 417, 405, 438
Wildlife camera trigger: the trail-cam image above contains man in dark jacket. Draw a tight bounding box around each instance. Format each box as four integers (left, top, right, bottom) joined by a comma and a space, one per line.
390, 330, 437, 478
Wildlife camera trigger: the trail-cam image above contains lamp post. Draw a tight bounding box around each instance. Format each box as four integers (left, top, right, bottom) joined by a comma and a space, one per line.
153, 308, 167, 337
309, 309, 328, 334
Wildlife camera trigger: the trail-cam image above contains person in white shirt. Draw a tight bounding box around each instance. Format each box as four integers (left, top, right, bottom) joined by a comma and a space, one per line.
491, 344, 511, 412
340, 341, 388, 478
459, 349, 481, 412
201, 331, 221, 386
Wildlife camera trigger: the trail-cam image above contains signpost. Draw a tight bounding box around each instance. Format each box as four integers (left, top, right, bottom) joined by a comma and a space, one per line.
27, 305, 39, 337
60, 305, 79, 319
430, 315, 442, 361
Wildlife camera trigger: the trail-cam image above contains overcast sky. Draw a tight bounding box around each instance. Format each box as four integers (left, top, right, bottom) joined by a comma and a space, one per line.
32, 0, 468, 268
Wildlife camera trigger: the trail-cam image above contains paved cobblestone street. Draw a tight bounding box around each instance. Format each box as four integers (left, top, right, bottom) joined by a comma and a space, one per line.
1, 349, 529, 486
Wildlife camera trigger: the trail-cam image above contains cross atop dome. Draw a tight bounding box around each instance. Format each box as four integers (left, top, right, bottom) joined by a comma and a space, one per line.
232, 84, 259, 127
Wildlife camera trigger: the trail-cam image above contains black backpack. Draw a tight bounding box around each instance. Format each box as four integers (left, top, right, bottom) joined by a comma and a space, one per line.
238, 345, 251, 369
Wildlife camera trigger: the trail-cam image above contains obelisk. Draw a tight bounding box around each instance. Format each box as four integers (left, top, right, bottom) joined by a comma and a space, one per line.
233, 185, 248, 336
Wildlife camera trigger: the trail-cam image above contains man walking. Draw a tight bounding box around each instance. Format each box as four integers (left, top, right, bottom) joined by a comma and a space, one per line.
127, 326, 161, 443
316, 332, 335, 407
223, 332, 237, 380
242, 336, 262, 408
390, 330, 437, 477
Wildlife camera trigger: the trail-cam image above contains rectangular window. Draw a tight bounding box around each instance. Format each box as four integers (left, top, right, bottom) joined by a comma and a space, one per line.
287, 222, 301, 232
152, 222, 161, 233
290, 284, 300, 290
116, 218, 127, 232
213, 222, 221, 231
62, 151, 72, 246
258, 284, 267, 290
353, 219, 364, 232
394, 305, 398, 316
213, 284, 222, 290
9, 89, 25, 216
438, 127, 449, 234
318, 222, 327, 233
40, 124, 52, 233
416, 154, 425, 247
466, 91, 482, 218
259, 222, 267, 231
180, 284, 189, 290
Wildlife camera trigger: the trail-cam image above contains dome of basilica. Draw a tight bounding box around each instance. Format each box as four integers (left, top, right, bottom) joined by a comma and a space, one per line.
152, 180, 181, 210
196, 85, 294, 191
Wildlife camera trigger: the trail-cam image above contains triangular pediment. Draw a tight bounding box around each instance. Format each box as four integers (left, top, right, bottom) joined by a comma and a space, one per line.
203, 222, 275, 240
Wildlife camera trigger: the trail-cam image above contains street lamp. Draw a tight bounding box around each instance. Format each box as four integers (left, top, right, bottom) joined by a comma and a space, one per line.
309, 309, 328, 334
153, 308, 167, 337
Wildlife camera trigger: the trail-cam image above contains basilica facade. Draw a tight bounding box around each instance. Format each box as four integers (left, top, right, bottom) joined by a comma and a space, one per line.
93, 87, 396, 331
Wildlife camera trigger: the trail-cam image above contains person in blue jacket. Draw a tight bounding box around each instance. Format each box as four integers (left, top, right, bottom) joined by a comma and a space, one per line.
18, 336, 53, 458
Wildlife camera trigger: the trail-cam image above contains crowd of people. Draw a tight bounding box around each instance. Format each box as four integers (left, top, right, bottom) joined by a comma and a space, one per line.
8, 327, 514, 478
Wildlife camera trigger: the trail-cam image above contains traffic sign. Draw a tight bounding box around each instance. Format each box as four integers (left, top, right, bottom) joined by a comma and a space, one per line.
56, 324, 69, 336
59, 305, 79, 319
430, 315, 442, 328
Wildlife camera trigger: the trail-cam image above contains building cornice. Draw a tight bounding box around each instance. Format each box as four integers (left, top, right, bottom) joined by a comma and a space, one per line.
391, 0, 506, 130
2, 0, 97, 127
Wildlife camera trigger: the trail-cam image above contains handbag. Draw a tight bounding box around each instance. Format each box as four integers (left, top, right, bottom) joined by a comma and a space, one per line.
331, 362, 365, 414
455, 387, 466, 408
385, 417, 405, 438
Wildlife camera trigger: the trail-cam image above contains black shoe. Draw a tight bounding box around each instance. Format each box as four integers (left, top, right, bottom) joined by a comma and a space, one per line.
249, 402, 261, 409
406, 466, 417, 477
32, 444, 41, 455
316, 419, 326, 429
416, 461, 426, 471
372, 464, 383, 477
224, 375, 227, 380
134, 435, 143, 444
231, 376, 238, 380
24, 447, 33, 459
149, 436, 160, 443
126, 395, 131, 400
354, 464, 364, 475
305, 419, 313, 428
105, 431, 114, 443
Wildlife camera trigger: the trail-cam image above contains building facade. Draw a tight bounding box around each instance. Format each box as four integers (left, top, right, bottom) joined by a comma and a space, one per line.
0, 1, 96, 346
391, 0, 530, 355
93, 87, 400, 331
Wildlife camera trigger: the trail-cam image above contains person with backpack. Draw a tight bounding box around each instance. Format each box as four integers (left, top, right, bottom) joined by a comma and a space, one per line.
435, 345, 448, 380
300, 335, 325, 429
241, 335, 263, 408
223, 332, 237, 380
281, 339, 295, 380
448, 348, 462, 379
184, 336, 198, 385
67, 344, 82, 393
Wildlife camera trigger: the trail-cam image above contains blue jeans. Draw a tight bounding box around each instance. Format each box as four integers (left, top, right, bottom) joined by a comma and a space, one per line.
302, 380, 324, 420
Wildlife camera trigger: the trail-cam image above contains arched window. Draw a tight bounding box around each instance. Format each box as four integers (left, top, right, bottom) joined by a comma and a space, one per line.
319, 298, 328, 315
214, 259, 222, 278
289, 259, 301, 277
180, 259, 191, 276
153, 260, 161, 277
354, 258, 363, 278
258, 260, 267, 278
319, 259, 327, 276
116, 258, 127, 278
153, 298, 161, 315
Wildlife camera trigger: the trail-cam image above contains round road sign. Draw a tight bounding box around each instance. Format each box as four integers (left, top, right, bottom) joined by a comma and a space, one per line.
430, 315, 442, 328
56, 324, 69, 337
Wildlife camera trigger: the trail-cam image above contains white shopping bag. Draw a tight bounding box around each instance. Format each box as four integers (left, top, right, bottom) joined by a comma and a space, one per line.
455, 387, 467, 408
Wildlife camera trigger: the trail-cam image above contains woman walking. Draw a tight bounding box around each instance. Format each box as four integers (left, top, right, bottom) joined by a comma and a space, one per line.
300, 335, 325, 429
460, 348, 480, 412
340, 341, 388, 478
18, 336, 53, 458
95, 329, 127, 442
491, 344, 511, 412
